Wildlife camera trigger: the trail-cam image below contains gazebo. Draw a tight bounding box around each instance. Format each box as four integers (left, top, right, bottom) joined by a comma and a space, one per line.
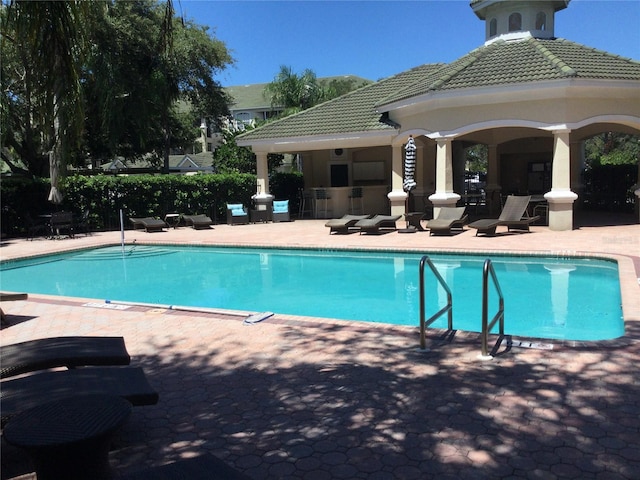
238, 0, 640, 230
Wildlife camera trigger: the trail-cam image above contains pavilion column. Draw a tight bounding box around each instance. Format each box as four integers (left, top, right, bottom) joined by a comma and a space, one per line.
254, 151, 274, 205
545, 130, 578, 231
570, 140, 585, 212
387, 143, 408, 217
485, 144, 501, 214
428, 138, 460, 217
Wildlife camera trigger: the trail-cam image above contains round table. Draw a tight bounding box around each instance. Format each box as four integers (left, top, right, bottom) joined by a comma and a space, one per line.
3, 394, 132, 480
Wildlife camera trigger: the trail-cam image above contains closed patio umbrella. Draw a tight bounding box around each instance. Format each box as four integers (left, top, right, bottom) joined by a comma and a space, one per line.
47, 151, 63, 204
399, 135, 418, 233
403, 135, 416, 193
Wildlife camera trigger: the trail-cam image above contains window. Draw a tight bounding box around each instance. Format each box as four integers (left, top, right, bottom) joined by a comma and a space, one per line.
536, 12, 546, 30
508, 12, 521, 32
489, 18, 497, 37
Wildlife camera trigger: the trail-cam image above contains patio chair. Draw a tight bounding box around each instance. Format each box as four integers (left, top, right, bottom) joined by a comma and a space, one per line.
271, 200, 291, 222
469, 195, 539, 236
183, 214, 213, 230
129, 217, 168, 232
49, 211, 74, 238
325, 214, 370, 234
226, 203, 249, 225
25, 213, 50, 240
1, 336, 131, 379
74, 209, 92, 236
0, 366, 159, 427
425, 206, 468, 235
355, 214, 401, 234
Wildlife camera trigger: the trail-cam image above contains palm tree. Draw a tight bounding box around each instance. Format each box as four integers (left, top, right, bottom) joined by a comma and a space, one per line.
264, 65, 322, 116
6, 0, 88, 203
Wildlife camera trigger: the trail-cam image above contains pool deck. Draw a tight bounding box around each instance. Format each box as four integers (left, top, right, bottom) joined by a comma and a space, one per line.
2, 215, 639, 479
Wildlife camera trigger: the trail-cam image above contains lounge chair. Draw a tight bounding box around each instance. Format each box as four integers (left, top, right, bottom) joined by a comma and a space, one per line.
0, 366, 159, 427
469, 195, 539, 236
183, 214, 213, 230
271, 200, 291, 222
426, 207, 468, 235
130, 217, 168, 232
1, 336, 131, 379
355, 214, 401, 234
226, 203, 249, 225
0, 291, 28, 325
325, 214, 370, 234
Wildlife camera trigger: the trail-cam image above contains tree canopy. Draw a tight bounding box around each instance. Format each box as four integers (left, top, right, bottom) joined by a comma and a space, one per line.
1, 0, 233, 186
263, 65, 370, 118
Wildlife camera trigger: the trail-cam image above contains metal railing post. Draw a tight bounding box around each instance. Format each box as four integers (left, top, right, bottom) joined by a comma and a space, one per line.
419, 256, 453, 350
481, 259, 505, 357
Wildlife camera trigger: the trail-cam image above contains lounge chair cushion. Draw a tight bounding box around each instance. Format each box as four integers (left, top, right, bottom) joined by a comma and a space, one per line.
0, 366, 159, 427
1, 336, 131, 379
273, 200, 289, 213
227, 204, 246, 216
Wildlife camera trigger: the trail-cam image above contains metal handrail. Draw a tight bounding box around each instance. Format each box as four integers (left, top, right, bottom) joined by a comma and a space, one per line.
419, 256, 453, 350
481, 259, 505, 357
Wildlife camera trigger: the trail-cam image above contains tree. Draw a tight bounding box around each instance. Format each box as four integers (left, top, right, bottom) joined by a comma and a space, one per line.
1, 0, 232, 182
320, 76, 370, 101
2, 0, 90, 202
584, 132, 639, 167
263, 65, 322, 117
212, 118, 256, 173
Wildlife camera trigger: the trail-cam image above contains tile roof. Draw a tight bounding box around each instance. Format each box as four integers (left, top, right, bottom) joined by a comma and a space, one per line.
377, 37, 640, 107
238, 37, 640, 143
236, 64, 444, 141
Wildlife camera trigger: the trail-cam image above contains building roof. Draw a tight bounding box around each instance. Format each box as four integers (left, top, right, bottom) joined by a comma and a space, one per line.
226, 75, 372, 112
236, 65, 443, 141
237, 37, 640, 143
377, 37, 640, 108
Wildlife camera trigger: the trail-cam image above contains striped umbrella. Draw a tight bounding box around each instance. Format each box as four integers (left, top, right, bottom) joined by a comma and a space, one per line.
403, 135, 417, 192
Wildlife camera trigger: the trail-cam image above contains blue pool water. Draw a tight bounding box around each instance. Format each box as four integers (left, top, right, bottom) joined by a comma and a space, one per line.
0, 245, 623, 341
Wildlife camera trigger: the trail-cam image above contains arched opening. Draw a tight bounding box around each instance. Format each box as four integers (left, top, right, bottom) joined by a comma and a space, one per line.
535, 12, 547, 30
508, 12, 522, 32
489, 18, 497, 37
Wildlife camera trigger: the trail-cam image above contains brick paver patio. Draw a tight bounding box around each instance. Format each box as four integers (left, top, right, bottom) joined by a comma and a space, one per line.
1, 215, 639, 479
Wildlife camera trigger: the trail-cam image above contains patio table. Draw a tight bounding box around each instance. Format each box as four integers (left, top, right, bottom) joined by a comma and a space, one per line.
3, 394, 132, 480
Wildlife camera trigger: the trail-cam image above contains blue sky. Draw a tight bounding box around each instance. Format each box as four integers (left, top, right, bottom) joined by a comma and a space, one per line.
179, 0, 640, 86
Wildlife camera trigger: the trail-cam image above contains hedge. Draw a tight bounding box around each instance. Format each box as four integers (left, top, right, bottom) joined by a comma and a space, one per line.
1, 172, 304, 237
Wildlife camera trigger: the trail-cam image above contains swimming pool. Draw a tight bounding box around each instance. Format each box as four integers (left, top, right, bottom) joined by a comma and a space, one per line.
0, 245, 624, 341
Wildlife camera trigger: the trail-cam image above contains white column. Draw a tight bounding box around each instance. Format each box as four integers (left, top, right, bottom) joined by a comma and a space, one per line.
428, 138, 460, 217
253, 152, 274, 206
545, 130, 578, 231
387, 143, 408, 217
485, 144, 501, 214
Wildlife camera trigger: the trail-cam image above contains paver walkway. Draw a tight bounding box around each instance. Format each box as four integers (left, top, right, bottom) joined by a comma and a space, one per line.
1, 215, 639, 479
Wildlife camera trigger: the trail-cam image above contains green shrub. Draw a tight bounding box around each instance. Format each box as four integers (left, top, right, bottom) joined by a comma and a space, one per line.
1, 172, 304, 236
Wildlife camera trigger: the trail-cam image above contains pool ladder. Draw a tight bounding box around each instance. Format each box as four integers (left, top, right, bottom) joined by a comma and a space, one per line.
418, 256, 506, 357
481, 259, 505, 357
418, 256, 453, 350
